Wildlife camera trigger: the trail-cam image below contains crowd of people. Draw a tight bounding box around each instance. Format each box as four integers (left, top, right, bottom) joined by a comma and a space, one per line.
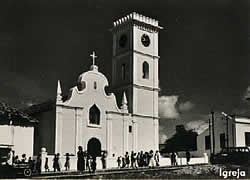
117, 150, 160, 168
5, 152, 41, 174
5, 148, 191, 174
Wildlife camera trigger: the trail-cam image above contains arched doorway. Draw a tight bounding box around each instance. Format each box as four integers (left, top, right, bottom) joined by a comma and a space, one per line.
87, 137, 101, 157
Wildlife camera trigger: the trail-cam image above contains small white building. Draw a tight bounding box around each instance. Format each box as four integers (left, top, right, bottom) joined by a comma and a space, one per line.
193, 115, 250, 157
0, 102, 37, 159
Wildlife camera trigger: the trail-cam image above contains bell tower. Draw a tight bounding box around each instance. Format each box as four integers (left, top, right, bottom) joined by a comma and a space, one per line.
111, 12, 162, 118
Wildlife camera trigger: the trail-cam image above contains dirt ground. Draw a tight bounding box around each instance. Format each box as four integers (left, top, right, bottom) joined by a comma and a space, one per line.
91, 164, 249, 179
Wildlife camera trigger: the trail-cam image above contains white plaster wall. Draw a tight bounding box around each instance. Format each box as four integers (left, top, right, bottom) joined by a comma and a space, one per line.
153, 91, 159, 117
133, 27, 156, 56
137, 117, 155, 152
111, 114, 124, 157
58, 69, 121, 154
0, 125, 34, 158
235, 123, 250, 147
61, 108, 76, 155
134, 88, 154, 116
81, 107, 107, 152
133, 53, 155, 88
128, 120, 133, 153
0, 125, 12, 145
113, 55, 133, 87
13, 126, 34, 158
193, 129, 211, 157
194, 117, 236, 157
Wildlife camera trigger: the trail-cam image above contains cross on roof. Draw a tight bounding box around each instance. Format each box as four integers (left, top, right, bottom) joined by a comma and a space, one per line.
90, 51, 98, 66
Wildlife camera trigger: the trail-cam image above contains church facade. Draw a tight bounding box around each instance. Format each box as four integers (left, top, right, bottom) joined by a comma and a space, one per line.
30, 13, 162, 164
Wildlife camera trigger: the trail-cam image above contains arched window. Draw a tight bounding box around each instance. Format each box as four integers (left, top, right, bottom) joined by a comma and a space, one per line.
89, 104, 100, 125
94, 81, 97, 90
142, 61, 149, 79
121, 64, 126, 80
77, 81, 86, 91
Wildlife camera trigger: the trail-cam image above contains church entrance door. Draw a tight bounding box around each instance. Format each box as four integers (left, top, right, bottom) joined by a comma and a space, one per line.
87, 137, 101, 157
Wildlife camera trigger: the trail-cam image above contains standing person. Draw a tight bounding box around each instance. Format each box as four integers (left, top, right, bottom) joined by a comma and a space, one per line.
36, 154, 42, 173
101, 152, 107, 169
28, 157, 35, 172
148, 150, 155, 167
130, 151, 135, 168
133, 153, 138, 168
125, 152, 130, 168
122, 157, 126, 168
174, 152, 178, 166
7, 150, 13, 165
139, 151, 144, 167
154, 150, 160, 167
136, 152, 141, 167
77, 146, 85, 172
53, 154, 57, 172
14, 155, 19, 164
86, 155, 92, 173
117, 156, 121, 168
56, 153, 61, 172
21, 154, 27, 163
170, 152, 175, 166
64, 153, 70, 171
186, 151, 190, 165
144, 152, 149, 166
91, 156, 97, 173
44, 157, 49, 172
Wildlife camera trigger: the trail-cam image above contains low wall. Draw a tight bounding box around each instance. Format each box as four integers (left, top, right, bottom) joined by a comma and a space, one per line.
38, 148, 208, 172
160, 153, 208, 166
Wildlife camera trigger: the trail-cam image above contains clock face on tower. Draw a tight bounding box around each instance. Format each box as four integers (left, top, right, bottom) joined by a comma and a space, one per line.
141, 34, 150, 47
119, 34, 127, 48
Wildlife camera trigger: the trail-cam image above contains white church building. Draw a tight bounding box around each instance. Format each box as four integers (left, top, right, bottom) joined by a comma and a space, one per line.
27, 13, 163, 168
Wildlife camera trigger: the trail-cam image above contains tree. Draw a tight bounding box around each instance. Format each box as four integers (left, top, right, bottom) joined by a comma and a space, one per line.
162, 125, 198, 153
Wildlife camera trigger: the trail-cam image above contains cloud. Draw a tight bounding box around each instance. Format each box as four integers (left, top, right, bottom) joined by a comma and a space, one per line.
159, 96, 179, 119
186, 120, 209, 134
21, 101, 35, 107
160, 134, 168, 144
159, 126, 169, 143
178, 101, 194, 112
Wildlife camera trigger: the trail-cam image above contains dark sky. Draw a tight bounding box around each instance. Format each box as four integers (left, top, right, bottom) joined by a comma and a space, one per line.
0, 0, 249, 139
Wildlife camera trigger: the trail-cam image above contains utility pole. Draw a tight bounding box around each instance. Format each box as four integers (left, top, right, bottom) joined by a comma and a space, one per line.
226, 116, 229, 148
208, 118, 212, 156
222, 112, 233, 149
211, 111, 215, 156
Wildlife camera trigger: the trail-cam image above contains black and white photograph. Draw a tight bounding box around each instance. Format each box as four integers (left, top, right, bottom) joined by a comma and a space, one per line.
0, 0, 249, 179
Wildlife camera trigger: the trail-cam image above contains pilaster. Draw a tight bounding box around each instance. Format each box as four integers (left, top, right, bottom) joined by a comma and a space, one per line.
75, 108, 83, 155
106, 113, 113, 156
153, 119, 159, 151
123, 114, 129, 154
55, 104, 63, 154
132, 118, 138, 152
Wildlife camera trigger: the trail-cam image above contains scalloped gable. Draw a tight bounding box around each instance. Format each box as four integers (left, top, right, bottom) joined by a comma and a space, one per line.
62, 67, 121, 112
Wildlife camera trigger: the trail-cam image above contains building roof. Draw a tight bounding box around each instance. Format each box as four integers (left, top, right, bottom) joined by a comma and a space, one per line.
23, 99, 56, 116
0, 102, 38, 127
23, 95, 70, 116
